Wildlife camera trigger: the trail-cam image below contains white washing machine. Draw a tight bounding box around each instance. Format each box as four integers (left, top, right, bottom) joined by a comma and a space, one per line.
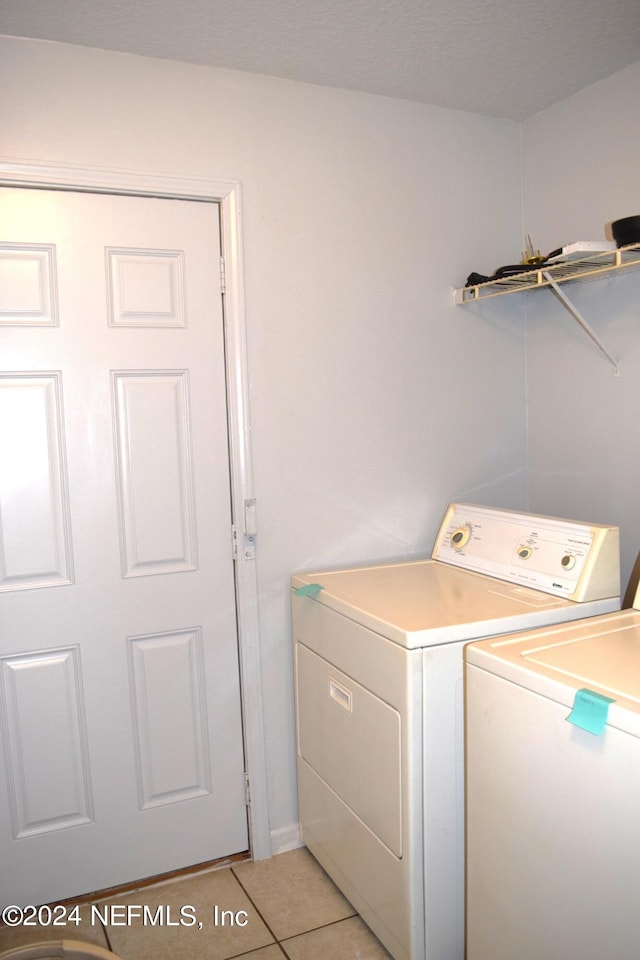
465, 583, 640, 960
291, 503, 620, 960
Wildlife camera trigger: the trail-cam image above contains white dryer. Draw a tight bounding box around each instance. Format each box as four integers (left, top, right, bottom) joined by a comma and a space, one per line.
292, 503, 620, 960
465, 583, 640, 960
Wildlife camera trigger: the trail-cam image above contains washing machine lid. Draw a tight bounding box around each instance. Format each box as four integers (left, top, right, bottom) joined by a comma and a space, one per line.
291, 560, 617, 649
466, 609, 640, 735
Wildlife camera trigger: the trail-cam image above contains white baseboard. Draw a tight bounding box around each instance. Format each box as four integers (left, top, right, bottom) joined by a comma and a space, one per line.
269, 822, 302, 857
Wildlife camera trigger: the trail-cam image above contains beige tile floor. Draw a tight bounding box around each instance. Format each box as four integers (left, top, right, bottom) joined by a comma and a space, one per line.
0, 847, 392, 959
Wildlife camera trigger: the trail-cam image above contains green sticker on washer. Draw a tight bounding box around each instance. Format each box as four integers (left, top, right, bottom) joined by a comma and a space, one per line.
566, 688, 615, 735
294, 583, 325, 597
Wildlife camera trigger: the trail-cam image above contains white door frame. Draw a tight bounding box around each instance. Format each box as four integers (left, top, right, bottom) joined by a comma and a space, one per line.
0, 157, 271, 861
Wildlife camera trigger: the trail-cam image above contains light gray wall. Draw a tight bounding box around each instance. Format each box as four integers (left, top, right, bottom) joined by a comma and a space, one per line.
522, 60, 640, 591
0, 35, 525, 849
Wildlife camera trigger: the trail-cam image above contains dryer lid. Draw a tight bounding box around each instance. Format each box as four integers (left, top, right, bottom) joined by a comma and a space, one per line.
291, 560, 616, 649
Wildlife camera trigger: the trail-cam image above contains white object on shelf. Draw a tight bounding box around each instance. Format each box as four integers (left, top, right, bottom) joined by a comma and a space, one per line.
546, 240, 616, 262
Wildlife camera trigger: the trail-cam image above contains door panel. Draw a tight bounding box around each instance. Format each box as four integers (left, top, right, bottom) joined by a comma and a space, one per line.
0, 373, 73, 591
1, 646, 92, 838
0, 188, 248, 906
112, 370, 198, 577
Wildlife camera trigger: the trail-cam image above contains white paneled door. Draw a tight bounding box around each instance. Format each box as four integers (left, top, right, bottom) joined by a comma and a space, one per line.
0, 188, 248, 906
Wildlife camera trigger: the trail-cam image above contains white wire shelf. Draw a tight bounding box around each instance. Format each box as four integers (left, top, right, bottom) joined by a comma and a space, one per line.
454, 243, 640, 304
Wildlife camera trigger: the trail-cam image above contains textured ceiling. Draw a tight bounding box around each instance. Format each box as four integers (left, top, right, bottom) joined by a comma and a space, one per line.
1, 0, 639, 120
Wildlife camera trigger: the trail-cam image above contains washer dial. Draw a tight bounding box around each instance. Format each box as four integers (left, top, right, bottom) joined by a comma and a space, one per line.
450, 525, 471, 550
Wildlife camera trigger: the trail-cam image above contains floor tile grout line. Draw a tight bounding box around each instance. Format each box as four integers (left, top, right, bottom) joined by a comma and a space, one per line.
229, 866, 281, 947
226, 941, 288, 960
278, 912, 359, 942
98, 915, 114, 953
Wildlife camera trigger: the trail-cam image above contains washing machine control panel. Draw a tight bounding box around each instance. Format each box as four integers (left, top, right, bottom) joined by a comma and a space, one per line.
432, 503, 620, 601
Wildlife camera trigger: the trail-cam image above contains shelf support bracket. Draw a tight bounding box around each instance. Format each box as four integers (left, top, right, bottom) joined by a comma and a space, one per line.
543, 271, 620, 377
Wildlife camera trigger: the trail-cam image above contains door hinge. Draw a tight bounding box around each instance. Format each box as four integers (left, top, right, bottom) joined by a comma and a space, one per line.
243, 498, 257, 560
219, 255, 226, 294
231, 523, 238, 559
244, 772, 251, 806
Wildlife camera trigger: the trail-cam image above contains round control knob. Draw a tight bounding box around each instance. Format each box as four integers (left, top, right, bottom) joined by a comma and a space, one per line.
517, 546, 532, 560
561, 554, 576, 570
450, 525, 471, 550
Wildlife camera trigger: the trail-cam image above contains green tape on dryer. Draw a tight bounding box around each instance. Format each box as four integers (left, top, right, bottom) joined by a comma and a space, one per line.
566, 688, 615, 735
294, 583, 325, 597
